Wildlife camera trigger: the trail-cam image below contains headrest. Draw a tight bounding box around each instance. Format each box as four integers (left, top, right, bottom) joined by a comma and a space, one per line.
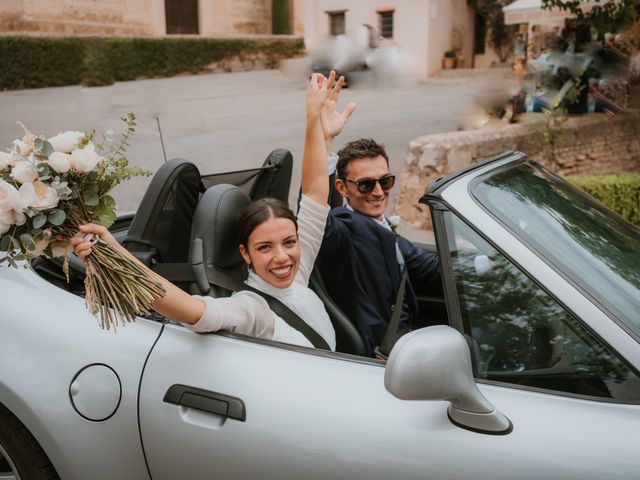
124, 159, 203, 263
249, 148, 293, 202
190, 184, 251, 272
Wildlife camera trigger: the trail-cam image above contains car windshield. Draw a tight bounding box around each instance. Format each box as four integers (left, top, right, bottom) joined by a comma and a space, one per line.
471, 159, 640, 338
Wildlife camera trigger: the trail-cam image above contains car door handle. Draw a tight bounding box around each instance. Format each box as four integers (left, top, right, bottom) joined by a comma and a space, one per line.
163, 384, 246, 422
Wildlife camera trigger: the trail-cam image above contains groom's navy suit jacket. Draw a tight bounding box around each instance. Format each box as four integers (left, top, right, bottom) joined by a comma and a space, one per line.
318, 207, 440, 356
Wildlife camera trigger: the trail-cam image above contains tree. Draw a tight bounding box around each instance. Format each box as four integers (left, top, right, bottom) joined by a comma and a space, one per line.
471, 0, 518, 63
542, 0, 640, 33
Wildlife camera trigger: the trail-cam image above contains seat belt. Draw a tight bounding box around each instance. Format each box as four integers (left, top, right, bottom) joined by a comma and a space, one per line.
152, 260, 331, 351
374, 268, 408, 360
204, 265, 331, 351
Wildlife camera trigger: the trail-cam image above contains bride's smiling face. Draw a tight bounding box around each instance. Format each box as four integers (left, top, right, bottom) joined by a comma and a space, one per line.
239, 216, 300, 289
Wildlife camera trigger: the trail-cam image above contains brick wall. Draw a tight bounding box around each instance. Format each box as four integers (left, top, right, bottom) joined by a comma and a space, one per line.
395, 110, 640, 230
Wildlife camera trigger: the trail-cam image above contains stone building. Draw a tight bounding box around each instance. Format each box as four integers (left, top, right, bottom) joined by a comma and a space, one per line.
0, 0, 302, 37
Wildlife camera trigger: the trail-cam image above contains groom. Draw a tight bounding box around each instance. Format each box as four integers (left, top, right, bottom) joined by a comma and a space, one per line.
316, 83, 440, 357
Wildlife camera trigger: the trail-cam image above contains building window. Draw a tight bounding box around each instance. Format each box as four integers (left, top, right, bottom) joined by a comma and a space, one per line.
378, 10, 394, 39
327, 10, 346, 36
165, 0, 199, 34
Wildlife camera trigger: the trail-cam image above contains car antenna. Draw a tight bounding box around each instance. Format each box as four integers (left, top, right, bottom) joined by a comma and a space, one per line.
155, 116, 168, 163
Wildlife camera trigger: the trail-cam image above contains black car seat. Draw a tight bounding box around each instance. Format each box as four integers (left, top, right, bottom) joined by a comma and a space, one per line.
189, 184, 250, 298
250, 148, 293, 202
31, 158, 204, 291
189, 183, 366, 356
123, 159, 204, 268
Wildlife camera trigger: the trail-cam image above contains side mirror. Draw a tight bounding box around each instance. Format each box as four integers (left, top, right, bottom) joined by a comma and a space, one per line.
384, 325, 512, 435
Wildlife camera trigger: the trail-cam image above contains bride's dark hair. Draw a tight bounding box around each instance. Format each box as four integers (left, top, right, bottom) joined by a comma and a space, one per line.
237, 198, 297, 247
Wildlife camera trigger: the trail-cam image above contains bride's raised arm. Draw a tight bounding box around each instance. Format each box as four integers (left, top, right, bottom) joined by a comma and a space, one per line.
300, 72, 331, 205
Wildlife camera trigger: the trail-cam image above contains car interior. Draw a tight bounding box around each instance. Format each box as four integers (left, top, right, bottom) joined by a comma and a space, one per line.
31, 152, 447, 357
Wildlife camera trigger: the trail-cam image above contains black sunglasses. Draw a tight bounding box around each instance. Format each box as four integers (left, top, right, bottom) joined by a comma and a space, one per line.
345, 174, 396, 193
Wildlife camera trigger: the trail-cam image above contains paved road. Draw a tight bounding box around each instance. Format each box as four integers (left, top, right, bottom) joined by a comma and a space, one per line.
0, 69, 485, 240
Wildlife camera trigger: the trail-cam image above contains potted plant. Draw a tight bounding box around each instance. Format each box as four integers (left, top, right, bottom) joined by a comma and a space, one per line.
443, 50, 457, 69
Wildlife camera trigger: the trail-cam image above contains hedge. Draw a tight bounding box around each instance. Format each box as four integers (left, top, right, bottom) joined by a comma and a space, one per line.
0, 36, 304, 90
567, 172, 640, 226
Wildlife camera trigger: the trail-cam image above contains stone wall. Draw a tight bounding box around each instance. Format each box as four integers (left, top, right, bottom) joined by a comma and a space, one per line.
0, 0, 157, 36
201, 0, 273, 36
395, 110, 640, 230
0, 0, 280, 37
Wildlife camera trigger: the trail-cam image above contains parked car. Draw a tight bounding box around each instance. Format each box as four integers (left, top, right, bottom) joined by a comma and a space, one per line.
1, 151, 638, 479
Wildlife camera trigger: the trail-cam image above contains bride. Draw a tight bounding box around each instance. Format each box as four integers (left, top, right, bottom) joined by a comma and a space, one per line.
71, 71, 355, 351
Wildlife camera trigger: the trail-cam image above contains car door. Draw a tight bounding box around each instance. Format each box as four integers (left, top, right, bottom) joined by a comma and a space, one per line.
427, 207, 640, 476
139, 315, 640, 479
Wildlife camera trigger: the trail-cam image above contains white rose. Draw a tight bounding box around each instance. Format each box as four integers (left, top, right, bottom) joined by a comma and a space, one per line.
18, 181, 60, 210
10, 160, 38, 184
48, 151, 72, 174
48, 131, 84, 154
0, 180, 26, 236
0, 151, 18, 172
70, 143, 101, 173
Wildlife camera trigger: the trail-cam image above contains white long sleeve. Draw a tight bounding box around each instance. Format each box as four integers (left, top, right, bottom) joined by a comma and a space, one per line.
188, 292, 275, 338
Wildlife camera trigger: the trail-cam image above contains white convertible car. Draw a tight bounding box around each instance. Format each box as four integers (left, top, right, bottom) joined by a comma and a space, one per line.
1, 150, 639, 480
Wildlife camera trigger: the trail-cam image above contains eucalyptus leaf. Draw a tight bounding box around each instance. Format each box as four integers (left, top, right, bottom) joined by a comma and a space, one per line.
0, 235, 11, 251
33, 213, 47, 229
99, 194, 116, 209
96, 207, 117, 227
41, 140, 54, 157
84, 182, 98, 193
19, 232, 34, 247
48, 209, 66, 226
84, 191, 99, 207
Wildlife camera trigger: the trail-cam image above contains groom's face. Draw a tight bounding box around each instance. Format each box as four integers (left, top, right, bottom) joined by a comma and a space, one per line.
335, 155, 391, 220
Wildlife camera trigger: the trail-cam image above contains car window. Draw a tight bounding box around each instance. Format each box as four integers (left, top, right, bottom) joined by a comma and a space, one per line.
471, 160, 640, 339
443, 211, 640, 402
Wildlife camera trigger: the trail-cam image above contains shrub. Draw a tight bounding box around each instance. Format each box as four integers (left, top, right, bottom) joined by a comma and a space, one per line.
567, 172, 640, 226
0, 37, 86, 89
0, 36, 304, 90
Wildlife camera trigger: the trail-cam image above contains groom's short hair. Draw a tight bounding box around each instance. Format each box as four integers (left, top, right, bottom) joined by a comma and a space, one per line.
336, 138, 389, 180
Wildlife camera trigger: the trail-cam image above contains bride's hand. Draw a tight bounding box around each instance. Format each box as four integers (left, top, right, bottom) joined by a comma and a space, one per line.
306, 72, 331, 120
69, 223, 118, 261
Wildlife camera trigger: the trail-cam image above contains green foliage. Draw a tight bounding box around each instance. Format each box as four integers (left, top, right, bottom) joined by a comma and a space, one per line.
0, 36, 304, 90
542, 0, 640, 33
567, 172, 640, 226
473, 0, 517, 63
0, 36, 86, 89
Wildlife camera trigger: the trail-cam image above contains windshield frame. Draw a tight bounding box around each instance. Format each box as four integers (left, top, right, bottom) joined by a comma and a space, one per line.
467, 158, 640, 344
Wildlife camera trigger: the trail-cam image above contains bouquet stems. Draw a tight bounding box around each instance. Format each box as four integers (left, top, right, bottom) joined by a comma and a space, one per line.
83, 240, 166, 330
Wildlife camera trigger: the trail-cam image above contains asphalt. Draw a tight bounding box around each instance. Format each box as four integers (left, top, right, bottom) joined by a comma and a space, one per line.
0, 68, 502, 242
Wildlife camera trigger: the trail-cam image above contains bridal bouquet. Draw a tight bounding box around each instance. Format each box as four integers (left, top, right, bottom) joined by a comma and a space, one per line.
0, 114, 165, 330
